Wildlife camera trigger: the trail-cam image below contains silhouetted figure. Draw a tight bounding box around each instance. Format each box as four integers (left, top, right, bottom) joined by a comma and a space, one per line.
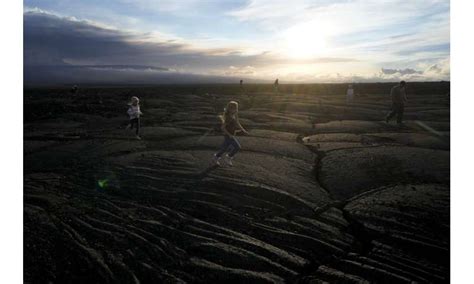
211, 94, 219, 114
274, 79, 279, 94
240, 79, 243, 86
385, 81, 407, 124
346, 84, 354, 104
70, 85, 78, 94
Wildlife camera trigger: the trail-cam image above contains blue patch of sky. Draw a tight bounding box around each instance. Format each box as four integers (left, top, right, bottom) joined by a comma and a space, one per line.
396, 43, 450, 56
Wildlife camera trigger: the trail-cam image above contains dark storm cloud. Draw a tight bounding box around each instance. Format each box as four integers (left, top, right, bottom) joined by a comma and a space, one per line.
79, 65, 169, 71
23, 10, 272, 70
25, 11, 184, 67
23, 10, 269, 84
24, 10, 359, 84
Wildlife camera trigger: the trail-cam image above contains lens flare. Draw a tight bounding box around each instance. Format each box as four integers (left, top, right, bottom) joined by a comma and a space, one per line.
97, 179, 109, 189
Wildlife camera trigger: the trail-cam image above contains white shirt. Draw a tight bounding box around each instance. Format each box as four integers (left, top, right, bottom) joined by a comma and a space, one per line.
127, 105, 142, 119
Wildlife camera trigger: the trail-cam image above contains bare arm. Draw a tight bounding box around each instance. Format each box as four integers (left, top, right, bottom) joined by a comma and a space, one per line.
235, 115, 249, 135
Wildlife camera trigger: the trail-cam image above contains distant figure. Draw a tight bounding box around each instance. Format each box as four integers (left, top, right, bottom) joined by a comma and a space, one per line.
240, 79, 244, 94
346, 84, 354, 104
385, 81, 407, 125
212, 101, 249, 167
240, 79, 243, 86
70, 85, 78, 94
274, 79, 279, 94
210, 94, 219, 113
126, 96, 143, 140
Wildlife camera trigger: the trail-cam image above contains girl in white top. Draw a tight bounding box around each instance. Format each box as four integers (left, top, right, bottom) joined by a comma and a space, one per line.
126, 96, 143, 140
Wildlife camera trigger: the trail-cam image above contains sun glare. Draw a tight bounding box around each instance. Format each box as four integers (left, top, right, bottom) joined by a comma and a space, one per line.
283, 23, 328, 59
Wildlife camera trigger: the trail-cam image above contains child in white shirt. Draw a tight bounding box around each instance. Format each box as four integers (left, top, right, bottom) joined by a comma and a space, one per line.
126, 96, 143, 140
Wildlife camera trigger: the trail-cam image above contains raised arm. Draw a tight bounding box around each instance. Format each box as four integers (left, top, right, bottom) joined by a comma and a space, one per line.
235, 115, 249, 135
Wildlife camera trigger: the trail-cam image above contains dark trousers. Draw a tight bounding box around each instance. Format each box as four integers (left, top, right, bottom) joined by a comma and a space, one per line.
386, 103, 404, 124
129, 118, 140, 135
215, 135, 241, 158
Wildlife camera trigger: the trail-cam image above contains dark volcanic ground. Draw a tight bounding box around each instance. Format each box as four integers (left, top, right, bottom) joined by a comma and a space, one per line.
24, 84, 450, 283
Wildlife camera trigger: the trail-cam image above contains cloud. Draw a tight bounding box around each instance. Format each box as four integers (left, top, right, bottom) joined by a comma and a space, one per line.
24, 9, 296, 70
229, 0, 449, 33
24, 10, 363, 84
78, 65, 170, 72
229, 0, 450, 62
381, 68, 423, 75
23, 10, 270, 82
116, 0, 232, 15
24, 3, 449, 84
422, 57, 450, 78
224, 65, 257, 76
377, 57, 449, 81
395, 43, 450, 56
272, 56, 450, 83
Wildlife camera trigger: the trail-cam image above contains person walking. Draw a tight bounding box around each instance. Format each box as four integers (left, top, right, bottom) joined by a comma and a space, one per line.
385, 81, 407, 125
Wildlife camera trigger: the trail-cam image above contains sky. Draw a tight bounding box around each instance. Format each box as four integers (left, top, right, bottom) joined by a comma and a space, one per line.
24, 0, 450, 84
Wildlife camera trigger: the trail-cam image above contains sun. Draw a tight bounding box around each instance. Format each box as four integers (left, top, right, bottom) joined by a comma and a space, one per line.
283, 23, 328, 59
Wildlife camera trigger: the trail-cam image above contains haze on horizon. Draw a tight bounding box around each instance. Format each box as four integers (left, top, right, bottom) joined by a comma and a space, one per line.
24, 0, 450, 85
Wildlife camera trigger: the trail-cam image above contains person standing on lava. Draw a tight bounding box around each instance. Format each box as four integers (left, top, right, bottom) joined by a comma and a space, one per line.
385, 81, 408, 125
